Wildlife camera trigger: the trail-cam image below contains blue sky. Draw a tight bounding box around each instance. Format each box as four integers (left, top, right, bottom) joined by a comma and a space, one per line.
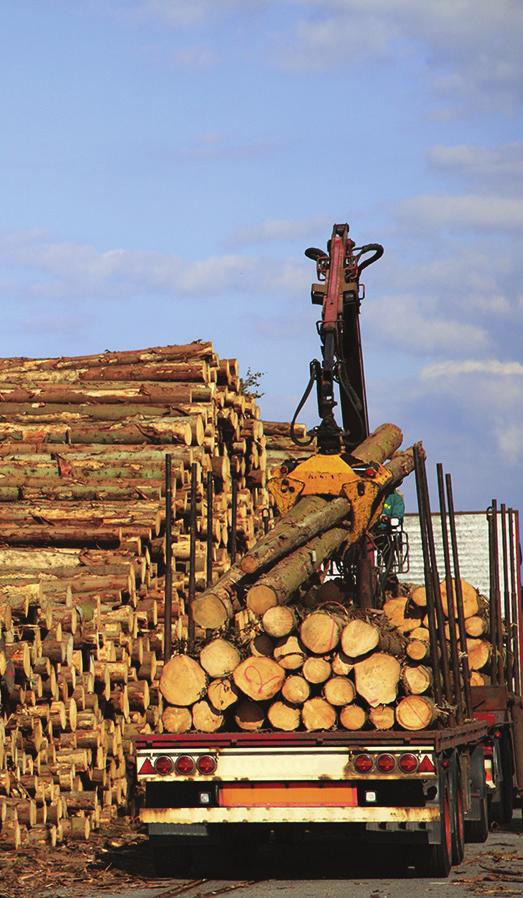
1, 1, 522, 513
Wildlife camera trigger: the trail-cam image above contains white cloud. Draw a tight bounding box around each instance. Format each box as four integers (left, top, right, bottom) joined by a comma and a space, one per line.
397, 194, 523, 233
422, 359, 523, 379
0, 229, 307, 301
281, 1, 523, 109
170, 45, 216, 67
428, 143, 523, 188
226, 215, 331, 247
364, 294, 488, 356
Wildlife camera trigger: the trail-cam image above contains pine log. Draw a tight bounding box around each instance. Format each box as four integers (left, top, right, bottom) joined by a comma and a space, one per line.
331, 652, 353, 676
382, 596, 421, 634
354, 653, 401, 707
207, 678, 239, 711
300, 610, 344, 654
246, 527, 350, 615
240, 495, 351, 576
234, 699, 265, 731
191, 700, 224, 733
199, 639, 241, 678
440, 578, 479, 619
302, 657, 332, 685
281, 675, 310, 705
191, 566, 241, 630
302, 697, 336, 731
339, 704, 367, 730
406, 638, 429, 661
395, 695, 439, 730
267, 700, 300, 731
162, 706, 192, 733
465, 615, 489, 637
233, 656, 285, 701
466, 638, 491, 671
160, 655, 207, 706
400, 664, 433, 695
323, 676, 356, 706
351, 423, 403, 464
369, 705, 396, 729
273, 635, 306, 670
261, 606, 296, 638
250, 634, 274, 658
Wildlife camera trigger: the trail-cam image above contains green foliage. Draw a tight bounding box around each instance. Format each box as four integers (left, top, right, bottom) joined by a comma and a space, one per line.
239, 367, 265, 399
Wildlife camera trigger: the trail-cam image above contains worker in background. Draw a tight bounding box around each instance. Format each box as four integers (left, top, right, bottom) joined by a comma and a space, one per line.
373, 487, 405, 597
379, 488, 405, 529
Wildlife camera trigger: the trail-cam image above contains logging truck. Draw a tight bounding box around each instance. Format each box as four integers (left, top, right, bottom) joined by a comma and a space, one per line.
135, 225, 523, 877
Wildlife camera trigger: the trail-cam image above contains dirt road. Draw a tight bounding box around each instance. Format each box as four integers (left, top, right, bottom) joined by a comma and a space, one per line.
82, 822, 522, 898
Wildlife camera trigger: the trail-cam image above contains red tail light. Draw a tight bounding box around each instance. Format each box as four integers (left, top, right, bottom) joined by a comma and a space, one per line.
197, 754, 217, 775
154, 755, 174, 776
174, 755, 196, 775
399, 753, 418, 773
376, 753, 395, 773
354, 754, 373, 773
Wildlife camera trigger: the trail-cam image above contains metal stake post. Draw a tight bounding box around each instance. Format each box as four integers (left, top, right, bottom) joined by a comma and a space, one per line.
508, 509, 520, 694
419, 456, 453, 717
413, 445, 443, 706
515, 511, 523, 695
501, 504, 513, 690
206, 472, 214, 589
445, 473, 472, 719
437, 464, 463, 723
490, 500, 504, 684
163, 454, 173, 662
188, 462, 198, 651
229, 476, 238, 565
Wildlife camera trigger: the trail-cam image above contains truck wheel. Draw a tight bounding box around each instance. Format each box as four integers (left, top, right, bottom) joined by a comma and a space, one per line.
415, 777, 452, 878
151, 841, 192, 876
465, 796, 489, 843
490, 730, 514, 825
451, 774, 465, 864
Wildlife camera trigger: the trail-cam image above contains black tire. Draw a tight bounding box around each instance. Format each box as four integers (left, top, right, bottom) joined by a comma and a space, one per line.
465, 795, 489, 843
490, 730, 514, 825
415, 776, 452, 878
451, 773, 465, 864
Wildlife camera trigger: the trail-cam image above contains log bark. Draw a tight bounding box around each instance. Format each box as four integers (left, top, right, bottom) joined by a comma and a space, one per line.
351, 423, 403, 464
246, 527, 350, 615
240, 495, 351, 576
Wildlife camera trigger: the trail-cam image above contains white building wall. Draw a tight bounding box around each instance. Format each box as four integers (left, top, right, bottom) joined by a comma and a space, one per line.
400, 512, 498, 595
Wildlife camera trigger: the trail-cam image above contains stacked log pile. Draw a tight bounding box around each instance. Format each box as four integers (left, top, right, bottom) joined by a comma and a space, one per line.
0, 342, 292, 848
159, 425, 452, 733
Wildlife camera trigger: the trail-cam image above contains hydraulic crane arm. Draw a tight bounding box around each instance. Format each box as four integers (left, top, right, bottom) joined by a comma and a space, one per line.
292, 223, 383, 454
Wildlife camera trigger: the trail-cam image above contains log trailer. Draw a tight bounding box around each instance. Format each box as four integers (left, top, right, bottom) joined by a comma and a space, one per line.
135, 224, 523, 877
